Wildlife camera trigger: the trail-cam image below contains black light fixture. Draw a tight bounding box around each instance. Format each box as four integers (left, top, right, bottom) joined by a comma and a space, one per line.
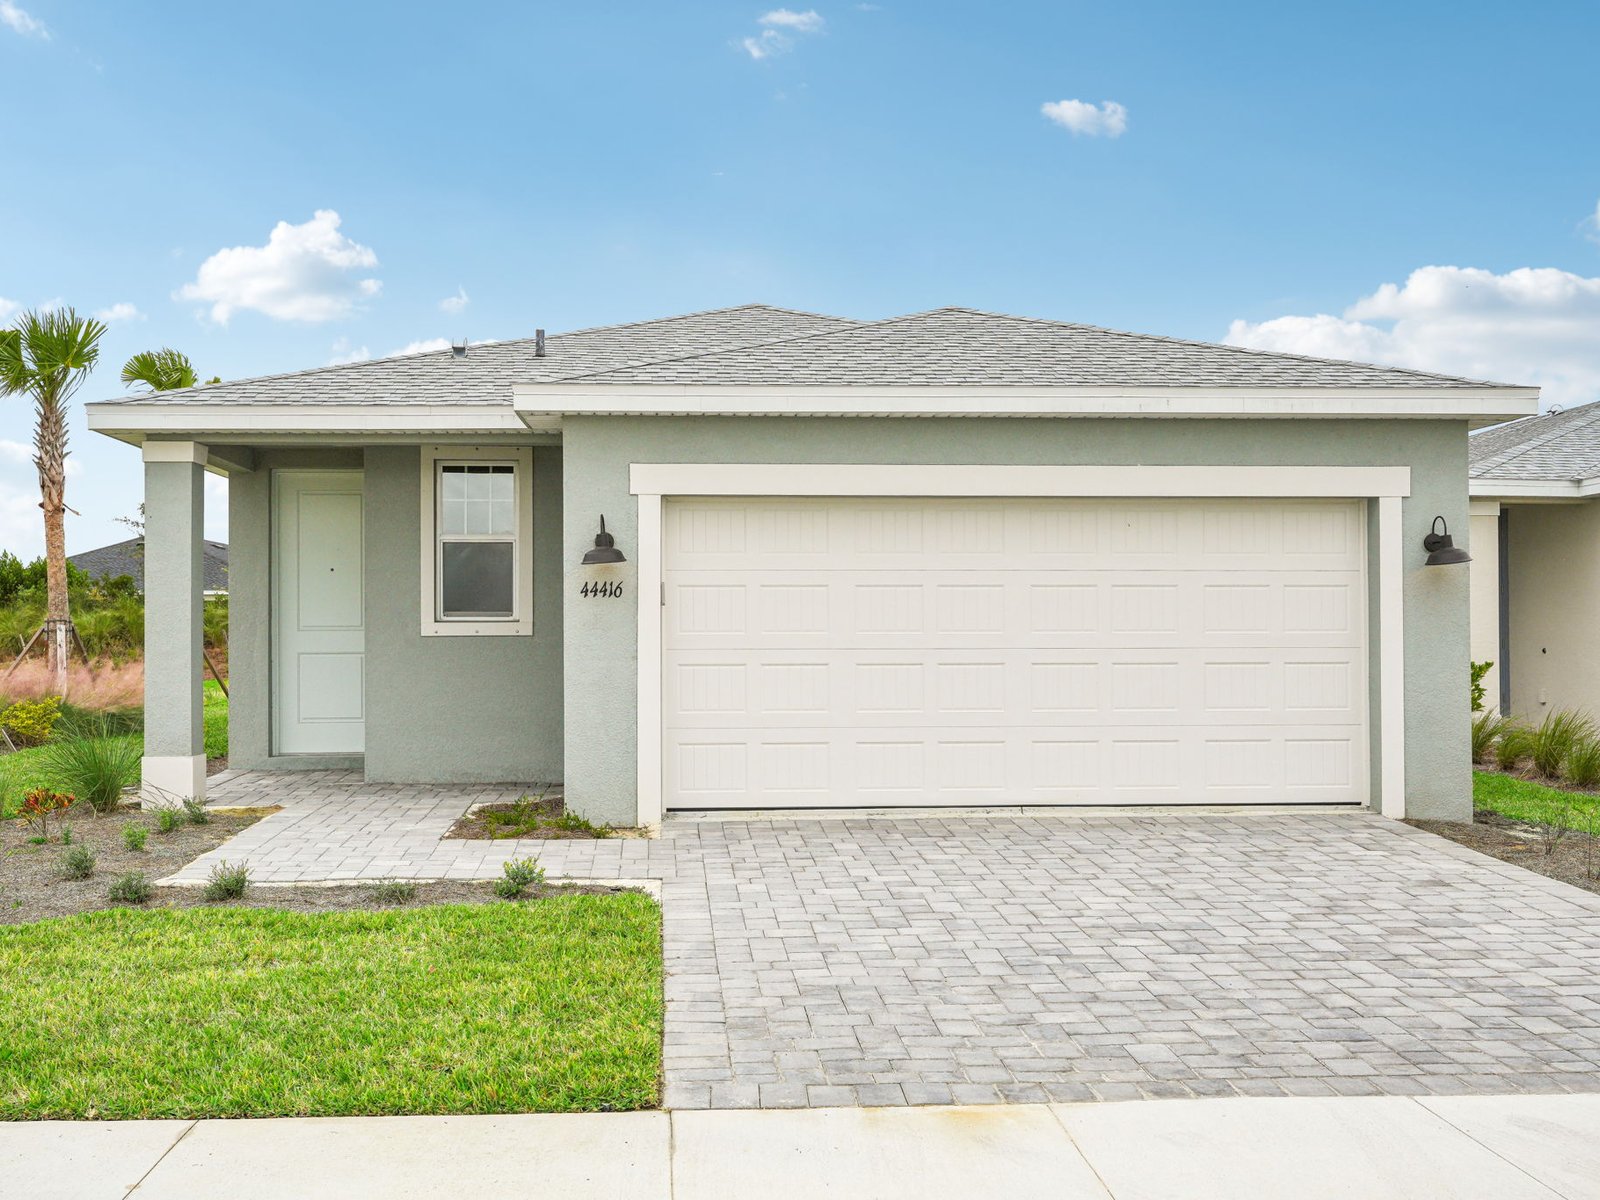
582, 515, 627, 565
1423, 516, 1471, 566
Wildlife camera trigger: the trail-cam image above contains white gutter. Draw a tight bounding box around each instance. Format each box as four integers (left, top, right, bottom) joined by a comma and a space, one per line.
86, 403, 527, 437
1469, 476, 1600, 500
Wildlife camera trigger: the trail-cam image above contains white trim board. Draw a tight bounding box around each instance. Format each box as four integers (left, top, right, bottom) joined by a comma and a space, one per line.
89, 403, 528, 437
631, 462, 1411, 825
518, 383, 1536, 425
1470, 477, 1600, 501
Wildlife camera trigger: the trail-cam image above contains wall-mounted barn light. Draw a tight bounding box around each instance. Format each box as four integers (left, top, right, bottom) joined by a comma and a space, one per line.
1423, 516, 1470, 566
581, 515, 627, 565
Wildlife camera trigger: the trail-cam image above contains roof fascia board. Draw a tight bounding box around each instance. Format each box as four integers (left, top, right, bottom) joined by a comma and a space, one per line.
1469, 477, 1600, 500
87, 403, 528, 437
511, 383, 1538, 422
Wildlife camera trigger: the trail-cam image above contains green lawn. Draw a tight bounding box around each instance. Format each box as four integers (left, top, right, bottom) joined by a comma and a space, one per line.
0, 895, 663, 1118
0, 682, 227, 817
1474, 769, 1600, 830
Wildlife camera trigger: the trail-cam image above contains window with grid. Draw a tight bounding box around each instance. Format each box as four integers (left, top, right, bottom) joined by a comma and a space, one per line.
436, 462, 518, 620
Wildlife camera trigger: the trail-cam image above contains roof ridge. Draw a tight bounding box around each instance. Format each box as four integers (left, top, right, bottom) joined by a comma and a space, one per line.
926, 306, 1515, 389
92, 304, 857, 406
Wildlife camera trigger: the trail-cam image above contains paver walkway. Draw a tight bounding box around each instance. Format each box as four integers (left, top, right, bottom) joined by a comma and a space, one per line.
14, 1095, 1600, 1200
173, 770, 1600, 1109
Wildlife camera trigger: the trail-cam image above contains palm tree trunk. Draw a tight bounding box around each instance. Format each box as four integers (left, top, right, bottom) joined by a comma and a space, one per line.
35, 399, 70, 693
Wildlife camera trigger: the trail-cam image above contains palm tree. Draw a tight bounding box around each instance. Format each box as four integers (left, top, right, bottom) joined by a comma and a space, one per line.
121, 347, 198, 392
0, 308, 107, 692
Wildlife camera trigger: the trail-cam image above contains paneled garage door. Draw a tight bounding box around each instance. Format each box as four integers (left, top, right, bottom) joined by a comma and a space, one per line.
662, 497, 1367, 809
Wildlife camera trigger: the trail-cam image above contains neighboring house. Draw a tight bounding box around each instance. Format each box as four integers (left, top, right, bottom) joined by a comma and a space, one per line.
85, 305, 1536, 821
68, 536, 230, 596
1468, 401, 1600, 718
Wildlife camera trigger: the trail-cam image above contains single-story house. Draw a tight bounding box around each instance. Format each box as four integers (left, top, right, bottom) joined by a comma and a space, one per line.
1468, 401, 1600, 717
68, 536, 230, 596
85, 305, 1537, 823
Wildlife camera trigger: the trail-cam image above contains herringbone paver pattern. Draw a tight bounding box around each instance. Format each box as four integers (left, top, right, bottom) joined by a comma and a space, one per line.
176, 771, 1600, 1109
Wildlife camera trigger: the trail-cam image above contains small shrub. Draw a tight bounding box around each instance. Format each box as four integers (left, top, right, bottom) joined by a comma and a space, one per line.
60, 824, 72, 845
107, 871, 152, 904
1470, 711, 1506, 765
368, 879, 417, 905
0, 695, 61, 746
60, 844, 96, 880
153, 806, 183, 835
18, 788, 75, 838
1531, 710, 1595, 779
182, 796, 211, 825
1569, 737, 1600, 789
548, 811, 611, 837
1532, 800, 1572, 858
39, 721, 140, 814
494, 857, 545, 899
122, 824, 148, 852
1495, 722, 1535, 771
202, 860, 250, 901
1470, 661, 1493, 714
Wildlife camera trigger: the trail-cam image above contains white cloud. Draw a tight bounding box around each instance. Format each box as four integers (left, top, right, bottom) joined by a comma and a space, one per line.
760, 8, 823, 32
391, 338, 452, 356
94, 302, 143, 323
439, 286, 469, 314
328, 337, 370, 365
740, 8, 823, 58
1041, 99, 1128, 138
1226, 265, 1600, 408
0, 438, 79, 476
0, 1, 48, 38
0, 297, 17, 324
176, 209, 381, 324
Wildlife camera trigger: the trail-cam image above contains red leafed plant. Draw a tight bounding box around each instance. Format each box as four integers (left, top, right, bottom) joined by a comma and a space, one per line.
19, 788, 75, 839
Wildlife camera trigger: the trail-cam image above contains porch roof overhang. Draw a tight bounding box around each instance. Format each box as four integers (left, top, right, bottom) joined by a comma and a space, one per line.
1470, 475, 1600, 502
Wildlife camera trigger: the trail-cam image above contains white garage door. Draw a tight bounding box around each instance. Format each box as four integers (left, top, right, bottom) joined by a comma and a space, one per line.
662, 497, 1367, 809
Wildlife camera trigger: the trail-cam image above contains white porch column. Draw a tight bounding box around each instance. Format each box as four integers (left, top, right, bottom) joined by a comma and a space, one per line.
142, 441, 208, 802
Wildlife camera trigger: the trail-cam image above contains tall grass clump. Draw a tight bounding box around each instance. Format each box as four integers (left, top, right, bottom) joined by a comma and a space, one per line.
1495, 721, 1535, 771
1530, 710, 1596, 779
39, 717, 141, 814
1567, 736, 1600, 789
1471, 711, 1506, 765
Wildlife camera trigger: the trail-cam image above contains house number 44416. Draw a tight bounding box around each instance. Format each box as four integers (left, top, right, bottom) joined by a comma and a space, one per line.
580, 580, 624, 599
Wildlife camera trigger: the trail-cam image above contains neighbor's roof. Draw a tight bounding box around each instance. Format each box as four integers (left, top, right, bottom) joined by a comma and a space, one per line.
88, 303, 1524, 414
89, 306, 859, 408
68, 537, 230, 593
1470, 402, 1600, 484
533, 307, 1514, 390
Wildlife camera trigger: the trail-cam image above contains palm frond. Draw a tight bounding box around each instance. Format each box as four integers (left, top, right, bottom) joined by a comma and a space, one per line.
121, 347, 198, 392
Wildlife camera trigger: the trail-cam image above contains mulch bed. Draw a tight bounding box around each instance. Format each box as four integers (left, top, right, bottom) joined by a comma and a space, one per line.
1410, 811, 1600, 896
1, 804, 634, 925
446, 793, 646, 840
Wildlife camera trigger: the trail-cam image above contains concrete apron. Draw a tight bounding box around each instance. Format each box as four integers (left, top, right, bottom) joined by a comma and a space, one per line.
10, 1094, 1599, 1200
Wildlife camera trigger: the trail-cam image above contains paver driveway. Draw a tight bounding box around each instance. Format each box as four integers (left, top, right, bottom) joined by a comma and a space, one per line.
179, 772, 1600, 1109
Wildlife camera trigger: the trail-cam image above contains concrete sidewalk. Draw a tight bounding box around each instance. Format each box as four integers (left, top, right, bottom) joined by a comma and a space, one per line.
10, 1094, 1599, 1200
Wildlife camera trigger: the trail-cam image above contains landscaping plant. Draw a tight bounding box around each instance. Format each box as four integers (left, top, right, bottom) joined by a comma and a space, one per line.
59, 844, 95, 880
18, 787, 74, 839
182, 796, 210, 825
1569, 736, 1600, 789
153, 806, 183, 835
122, 824, 147, 852
39, 718, 140, 813
368, 879, 417, 906
0, 696, 61, 746
202, 861, 250, 902
1470, 660, 1493, 713
1494, 722, 1536, 772
1530, 710, 1596, 779
106, 872, 152, 905
1470, 711, 1506, 765
494, 857, 545, 899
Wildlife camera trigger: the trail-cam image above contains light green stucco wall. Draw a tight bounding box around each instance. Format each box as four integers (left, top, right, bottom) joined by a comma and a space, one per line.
228, 445, 564, 782
559, 416, 1474, 825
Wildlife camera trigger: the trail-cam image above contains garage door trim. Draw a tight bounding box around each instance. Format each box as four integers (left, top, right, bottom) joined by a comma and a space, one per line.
632, 464, 1412, 825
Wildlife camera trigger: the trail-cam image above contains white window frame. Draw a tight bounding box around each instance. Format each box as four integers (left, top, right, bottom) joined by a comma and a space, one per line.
419, 445, 534, 636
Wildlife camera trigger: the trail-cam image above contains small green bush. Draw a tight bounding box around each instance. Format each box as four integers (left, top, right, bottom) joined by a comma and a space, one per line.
1531, 710, 1595, 778
494, 857, 545, 899
60, 824, 73, 845
60, 844, 96, 881
202, 860, 250, 901
153, 806, 182, 834
122, 824, 148, 852
39, 721, 140, 813
368, 879, 417, 905
182, 796, 211, 825
1470, 711, 1505, 765
107, 872, 152, 904
1471, 661, 1493, 714
1, 696, 61, 746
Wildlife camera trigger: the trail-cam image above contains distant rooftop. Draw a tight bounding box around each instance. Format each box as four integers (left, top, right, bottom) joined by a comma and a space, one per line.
69, 537, 229, 593
1470, 402, 1600, 483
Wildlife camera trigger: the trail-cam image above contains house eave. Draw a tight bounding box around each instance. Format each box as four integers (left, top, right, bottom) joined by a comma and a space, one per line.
86, 403, 531, 442
510, 383, 1540, 427
1469, 476, 1600, 501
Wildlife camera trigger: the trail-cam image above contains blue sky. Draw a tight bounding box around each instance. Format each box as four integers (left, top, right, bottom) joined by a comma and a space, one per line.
4, 0, 1599, 557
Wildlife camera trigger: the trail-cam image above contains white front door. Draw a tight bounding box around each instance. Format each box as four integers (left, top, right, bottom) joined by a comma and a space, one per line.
273, 470, 365, 754
662, 496, 1368, 809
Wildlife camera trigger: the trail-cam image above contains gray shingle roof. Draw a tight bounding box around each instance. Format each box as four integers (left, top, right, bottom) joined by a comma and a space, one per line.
1470, 402, 1600, 482
69, 537, 230, 593
90, 305, 859, 408
536, 307, 1516, 390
